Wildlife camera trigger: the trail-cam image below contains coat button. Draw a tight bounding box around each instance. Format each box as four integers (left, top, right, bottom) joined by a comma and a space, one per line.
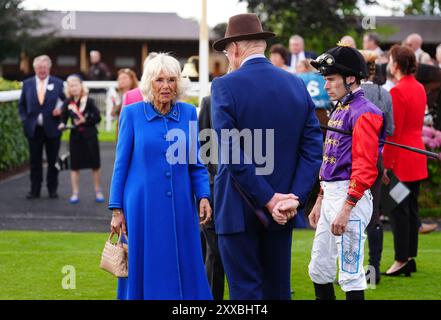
166, 191, 172, 197
165, 171, 171, 178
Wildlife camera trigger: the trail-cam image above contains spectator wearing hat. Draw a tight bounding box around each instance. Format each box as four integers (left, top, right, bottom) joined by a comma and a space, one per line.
211, 13, 323, 300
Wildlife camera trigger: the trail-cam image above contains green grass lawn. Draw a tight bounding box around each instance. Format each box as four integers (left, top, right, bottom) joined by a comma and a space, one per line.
0, 230, 440, 300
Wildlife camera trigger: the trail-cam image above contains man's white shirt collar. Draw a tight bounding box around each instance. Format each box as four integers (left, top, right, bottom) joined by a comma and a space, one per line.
240, 54, 266, 67
415, 48, 423, 59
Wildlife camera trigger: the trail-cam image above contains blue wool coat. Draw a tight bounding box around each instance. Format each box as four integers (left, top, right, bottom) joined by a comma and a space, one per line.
108, 101, 212, 300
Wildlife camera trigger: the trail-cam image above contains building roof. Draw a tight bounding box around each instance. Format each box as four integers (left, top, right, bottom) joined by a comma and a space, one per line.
35, 10, 212, 41
376, 16, 441, 44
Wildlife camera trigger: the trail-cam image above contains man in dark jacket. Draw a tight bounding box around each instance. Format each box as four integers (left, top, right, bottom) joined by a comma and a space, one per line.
198, 95, 225, 300
18, 55, 65, 199
88, 50, 111, 81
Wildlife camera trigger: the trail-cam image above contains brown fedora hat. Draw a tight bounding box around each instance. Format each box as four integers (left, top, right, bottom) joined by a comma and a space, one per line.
213, 13, 275, 52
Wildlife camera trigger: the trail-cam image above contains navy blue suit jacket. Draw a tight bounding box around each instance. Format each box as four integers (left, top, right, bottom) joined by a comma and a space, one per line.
287, 50, 317, 67
18, 76, 65, 139
211, 58, 323, 234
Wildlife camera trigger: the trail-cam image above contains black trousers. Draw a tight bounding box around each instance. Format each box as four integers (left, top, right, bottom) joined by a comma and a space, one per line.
200, 187, 225, 300
367, 158, 384, 271
201, 218, 225, 300
28, 126, 61, 194
390, 181, 421, 262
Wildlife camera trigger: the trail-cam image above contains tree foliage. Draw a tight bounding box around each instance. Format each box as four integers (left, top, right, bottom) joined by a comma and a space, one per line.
239, 0, 372, 53
212, 22, 227, 40
0, 0, 56, 63
404, 0, 441, 15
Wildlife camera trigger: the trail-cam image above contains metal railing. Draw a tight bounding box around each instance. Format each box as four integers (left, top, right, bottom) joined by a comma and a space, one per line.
0, 81, 204, 132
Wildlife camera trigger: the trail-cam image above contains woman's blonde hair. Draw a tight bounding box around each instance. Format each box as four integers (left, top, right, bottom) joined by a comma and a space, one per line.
139, 53, 186, 103
297, 59, 315, 72
65, 74, 89, 99
359, 50, 378, 79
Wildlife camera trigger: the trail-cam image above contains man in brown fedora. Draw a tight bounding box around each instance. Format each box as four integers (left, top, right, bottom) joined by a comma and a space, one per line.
210, 13, 323, 299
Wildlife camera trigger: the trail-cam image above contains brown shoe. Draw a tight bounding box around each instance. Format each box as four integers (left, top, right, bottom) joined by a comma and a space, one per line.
419, 223, 438, 234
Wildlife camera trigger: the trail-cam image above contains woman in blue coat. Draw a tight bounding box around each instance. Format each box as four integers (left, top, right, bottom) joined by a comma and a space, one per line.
108, 53, 213, 300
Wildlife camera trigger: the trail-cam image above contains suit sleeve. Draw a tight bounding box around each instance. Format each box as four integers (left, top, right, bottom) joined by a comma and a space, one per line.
108, 106, 134, 210
382, 87, 405, 170
383, 89, 394, 137
289, 85, 324, 205
84, 98, 101, 126
348, 112, 383, 201
211, 78, 275, 208
60, 100, 69, 125
198, 96, 217, 177
189, 107, 211, 202
58, 80, 66, 101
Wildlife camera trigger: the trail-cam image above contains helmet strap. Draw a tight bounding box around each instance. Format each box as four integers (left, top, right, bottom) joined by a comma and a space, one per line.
337, 76, 356, 105
343, 76, 356, 94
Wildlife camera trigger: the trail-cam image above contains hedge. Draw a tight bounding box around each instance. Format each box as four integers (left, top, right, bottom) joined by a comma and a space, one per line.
0, 78, 28, 172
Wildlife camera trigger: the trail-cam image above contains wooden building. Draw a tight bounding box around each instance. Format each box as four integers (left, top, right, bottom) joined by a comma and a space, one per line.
376, 15, 441, 55
2, 10, 227, 80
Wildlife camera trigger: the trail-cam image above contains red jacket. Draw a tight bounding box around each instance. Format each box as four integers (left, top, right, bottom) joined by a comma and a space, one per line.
382, 75, 428, 182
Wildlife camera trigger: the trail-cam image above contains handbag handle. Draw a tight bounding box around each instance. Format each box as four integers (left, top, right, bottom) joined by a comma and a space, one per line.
108, 230, 127, 246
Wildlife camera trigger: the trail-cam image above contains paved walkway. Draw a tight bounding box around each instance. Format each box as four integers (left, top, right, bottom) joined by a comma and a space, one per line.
1, 141, 439, 233
0, 142, 116, 232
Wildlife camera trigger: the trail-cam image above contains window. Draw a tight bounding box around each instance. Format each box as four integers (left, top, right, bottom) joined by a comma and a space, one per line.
2, 57, 19, 65
115, 57, 136, 68
57, 55, 77, 67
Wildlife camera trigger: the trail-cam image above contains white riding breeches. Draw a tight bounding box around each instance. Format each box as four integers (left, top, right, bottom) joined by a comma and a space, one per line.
308, 180, 373, 292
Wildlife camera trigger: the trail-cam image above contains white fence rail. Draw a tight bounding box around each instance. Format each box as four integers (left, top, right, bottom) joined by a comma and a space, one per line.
0, 90, 21, 102
0, 81, 206, 132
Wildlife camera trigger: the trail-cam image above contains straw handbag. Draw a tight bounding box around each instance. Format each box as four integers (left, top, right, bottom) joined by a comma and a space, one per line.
99, 231, 128, 278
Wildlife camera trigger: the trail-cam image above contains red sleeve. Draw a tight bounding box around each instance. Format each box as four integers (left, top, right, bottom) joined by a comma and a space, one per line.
382, 87, 405, 169
348, 112, 383, 201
